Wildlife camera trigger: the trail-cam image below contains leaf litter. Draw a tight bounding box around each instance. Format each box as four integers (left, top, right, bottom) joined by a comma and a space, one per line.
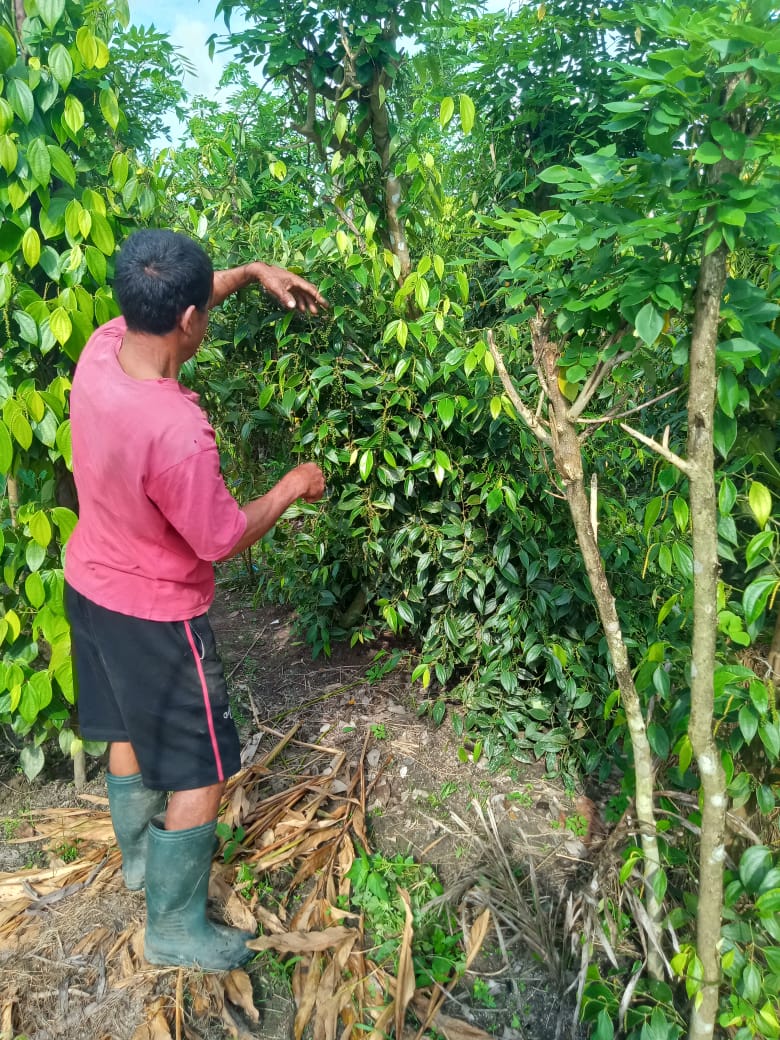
0, 725, 494, 1040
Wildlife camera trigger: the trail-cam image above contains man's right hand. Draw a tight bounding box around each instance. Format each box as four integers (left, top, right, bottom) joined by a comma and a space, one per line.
223, 463, 327, 559
294, 462, 326, 503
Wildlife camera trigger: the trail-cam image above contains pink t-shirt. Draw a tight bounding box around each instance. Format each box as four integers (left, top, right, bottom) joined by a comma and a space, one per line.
64, 317, 247, 621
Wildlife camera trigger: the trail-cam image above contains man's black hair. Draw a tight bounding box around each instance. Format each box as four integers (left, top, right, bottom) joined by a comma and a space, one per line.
114, 229, 213, 335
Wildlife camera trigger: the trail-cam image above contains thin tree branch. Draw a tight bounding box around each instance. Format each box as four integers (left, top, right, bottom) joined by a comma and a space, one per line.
324, 197, 366, 249
589, 473, 598, 545
577, 385, 682, 427
567, 345, 632, 420
486, 331, 552, 447
620, 422, 690, 475
569, 330, 636, 420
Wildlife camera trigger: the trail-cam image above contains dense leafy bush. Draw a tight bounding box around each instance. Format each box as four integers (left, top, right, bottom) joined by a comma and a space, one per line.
191, 221, 622, 772
0, 0, 168, 777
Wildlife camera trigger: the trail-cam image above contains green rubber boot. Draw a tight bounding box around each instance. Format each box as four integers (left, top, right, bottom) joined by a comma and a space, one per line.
106, 772, 167, 891
144, 817, 255, 971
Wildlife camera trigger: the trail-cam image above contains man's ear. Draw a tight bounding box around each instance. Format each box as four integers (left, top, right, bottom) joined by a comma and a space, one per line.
178, 304, 199, 336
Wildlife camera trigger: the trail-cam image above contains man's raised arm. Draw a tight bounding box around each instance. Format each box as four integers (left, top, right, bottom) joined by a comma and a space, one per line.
210, 262, 327, 313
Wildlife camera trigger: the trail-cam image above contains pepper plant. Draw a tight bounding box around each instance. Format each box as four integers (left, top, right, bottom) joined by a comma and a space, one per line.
0, 0, 167, 780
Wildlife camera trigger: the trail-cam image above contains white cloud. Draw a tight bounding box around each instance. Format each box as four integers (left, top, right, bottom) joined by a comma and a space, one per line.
129, 0, 233, 101
169, 15, 227, 100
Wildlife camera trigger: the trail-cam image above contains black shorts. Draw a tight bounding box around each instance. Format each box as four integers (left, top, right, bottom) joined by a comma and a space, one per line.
65, 584, 240, 791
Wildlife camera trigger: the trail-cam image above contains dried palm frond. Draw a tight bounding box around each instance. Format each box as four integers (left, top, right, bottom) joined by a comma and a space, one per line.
0, 730, 493, 1040
426, 798, 645, 1040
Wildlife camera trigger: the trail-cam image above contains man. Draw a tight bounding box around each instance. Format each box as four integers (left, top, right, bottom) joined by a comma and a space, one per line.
64, 229, 326, 971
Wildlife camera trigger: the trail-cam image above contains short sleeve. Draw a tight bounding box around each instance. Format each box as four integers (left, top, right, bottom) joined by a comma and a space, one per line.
145, 447, 248, 561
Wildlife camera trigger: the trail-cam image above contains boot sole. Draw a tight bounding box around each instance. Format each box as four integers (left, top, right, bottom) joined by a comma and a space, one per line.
144, 944, 253, 972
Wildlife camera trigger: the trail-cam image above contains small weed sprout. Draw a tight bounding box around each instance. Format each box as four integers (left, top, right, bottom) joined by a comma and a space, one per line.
216, 822, 246, 862
366, 649, 405, 683
472, 977, 497, 1008
507, 790, 533, 808
235, 862, 256, 898
427, 781, 458, 808
55, 839, 81, 863
564, 813, 588, 838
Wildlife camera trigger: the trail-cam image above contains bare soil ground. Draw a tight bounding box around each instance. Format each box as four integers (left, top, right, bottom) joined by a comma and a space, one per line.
0, 583, 599, 1040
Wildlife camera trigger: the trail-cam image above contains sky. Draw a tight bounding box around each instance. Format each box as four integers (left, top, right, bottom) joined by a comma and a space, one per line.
129, 0, 234, 109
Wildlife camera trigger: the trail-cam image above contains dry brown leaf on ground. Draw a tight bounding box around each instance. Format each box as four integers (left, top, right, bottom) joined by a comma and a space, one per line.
337, 835, 355, 899
351, 806, 369, 850
366, 1001, 395, 1040
131, 997, 173, 1040
289, 888, 319, 931
113, 943, 137, 983
11, 806, 116, 846
252, 901, 286, 933
130, 924, 146, 962
247, 925, 356, 954
0, 985, 17, 1040
219, 1000, 255, 1040
201, 972, 256, 1040
0, 859, 86, 902
106, 924, 136, 964
0, 897, 29, 938
223, 969, 260, 1024
293, 954, 323, 1040
289, 840, 337, 889
291, 824, 345, 855
189, 978, 212, 1019
311, 934, 358, 1040
345, 946, 371, 1015
208, 873, 258, 933
71, 925, 113, 956
394, 889, 416, 1040
197, 974, 252, 1040
175, 968, 184, 1040
252, 822, 344, 874
251, 827, 337, 873
464, 909, 491, 969
223, 784, 251, 830
92, 848, 123, 888
410, 1000, 494, 1040
321, 904, 360, 925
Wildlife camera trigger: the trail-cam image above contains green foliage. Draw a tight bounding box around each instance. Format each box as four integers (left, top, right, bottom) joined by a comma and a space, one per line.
344, 846, 464, 988
0, 0, 166, 776
598, 845, 780, 1039
482, 0, 780, 783
216, 821, 247, 862
718, 846, 780, 1039
199, 228, 610, 771
179, 0, 780, 799
0, 0, 773, 1032
471, 977, 496, 1009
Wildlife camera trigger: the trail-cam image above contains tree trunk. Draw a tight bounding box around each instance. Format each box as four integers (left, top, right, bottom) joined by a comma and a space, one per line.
73, 746, 87, 790
767, 607, 780, 687
686, 242, 729, 1040
530, 315, 664, 981
6, 475, 19, 526
369, 78, 411, 281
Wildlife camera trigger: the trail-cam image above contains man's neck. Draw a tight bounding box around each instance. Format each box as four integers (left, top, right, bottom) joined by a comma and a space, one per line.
118, 330, 180, 381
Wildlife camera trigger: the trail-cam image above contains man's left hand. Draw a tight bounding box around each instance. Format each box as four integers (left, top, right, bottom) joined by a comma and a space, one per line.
256, 264, 328, 314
